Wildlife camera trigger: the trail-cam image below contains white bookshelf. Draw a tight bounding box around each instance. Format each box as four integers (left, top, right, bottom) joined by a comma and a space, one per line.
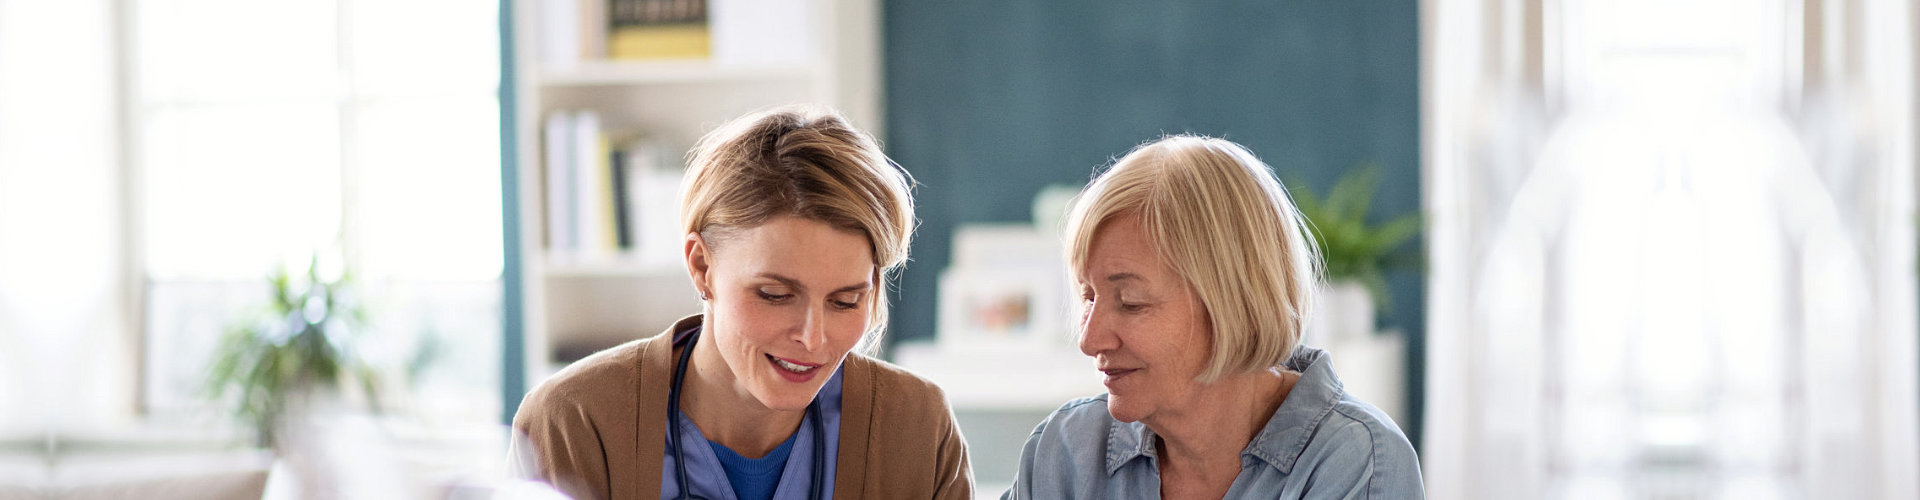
541, 256, 685, 278
537, 61, 812, 86
508, 0, 882, 382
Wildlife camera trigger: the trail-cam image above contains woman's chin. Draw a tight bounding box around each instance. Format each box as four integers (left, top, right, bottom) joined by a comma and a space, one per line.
750, 386, 822, 412
1105, 397, 1150, 423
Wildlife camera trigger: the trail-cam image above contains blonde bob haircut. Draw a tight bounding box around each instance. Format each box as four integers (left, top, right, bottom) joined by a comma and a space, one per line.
1065, 135, 1322, 383
679, 105, 916, 354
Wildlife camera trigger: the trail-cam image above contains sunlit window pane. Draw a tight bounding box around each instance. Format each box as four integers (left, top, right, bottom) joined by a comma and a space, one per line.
132, 0, 502, 423
348, 0, 500, 97
142, 104, 342, 280
142, 281, 271, 415
351, 97, 503, 280
136, 0, 340, 103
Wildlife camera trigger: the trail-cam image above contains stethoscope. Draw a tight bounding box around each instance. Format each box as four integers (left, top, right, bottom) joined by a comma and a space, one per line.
668, 327, 828, 500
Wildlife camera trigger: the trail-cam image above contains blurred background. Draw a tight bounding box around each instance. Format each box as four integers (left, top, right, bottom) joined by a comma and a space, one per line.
0, 0, 1913, 499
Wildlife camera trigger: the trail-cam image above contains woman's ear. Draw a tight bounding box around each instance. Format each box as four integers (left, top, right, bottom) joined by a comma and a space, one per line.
685, 232, 712, 300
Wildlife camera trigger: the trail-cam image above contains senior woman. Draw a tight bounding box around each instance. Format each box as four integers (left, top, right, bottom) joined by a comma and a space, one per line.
513, 105, 973, 500
1004, 136, 1422, 499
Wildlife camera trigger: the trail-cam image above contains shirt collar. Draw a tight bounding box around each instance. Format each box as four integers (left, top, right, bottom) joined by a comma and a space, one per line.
1105, 408, 1158, 475
1104, 345, 1346, 476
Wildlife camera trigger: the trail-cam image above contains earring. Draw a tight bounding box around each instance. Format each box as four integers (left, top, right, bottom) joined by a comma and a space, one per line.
698, 290, 709, 301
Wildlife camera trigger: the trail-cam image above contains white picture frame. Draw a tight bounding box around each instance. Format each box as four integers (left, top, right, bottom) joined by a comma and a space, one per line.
937, 265, 1071, 353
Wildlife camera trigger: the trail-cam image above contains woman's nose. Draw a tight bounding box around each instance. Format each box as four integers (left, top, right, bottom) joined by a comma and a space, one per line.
796, 304, 826, 351
1077, 304, 1116, 357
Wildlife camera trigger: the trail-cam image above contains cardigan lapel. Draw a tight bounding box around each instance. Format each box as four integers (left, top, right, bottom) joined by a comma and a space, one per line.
632, 316, 698, 499
833, 354, 874, 499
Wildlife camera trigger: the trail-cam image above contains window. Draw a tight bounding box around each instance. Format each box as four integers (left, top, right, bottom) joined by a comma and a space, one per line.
1424, 0, 1918, 498
132, 0, 504, 424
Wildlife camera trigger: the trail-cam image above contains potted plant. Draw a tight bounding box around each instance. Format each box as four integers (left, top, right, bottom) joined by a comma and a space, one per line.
205, 253, 383, 450
1290, 166, 1422, 341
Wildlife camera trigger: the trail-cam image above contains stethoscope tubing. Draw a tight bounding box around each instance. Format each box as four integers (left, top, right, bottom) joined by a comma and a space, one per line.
668, 328, 828, 500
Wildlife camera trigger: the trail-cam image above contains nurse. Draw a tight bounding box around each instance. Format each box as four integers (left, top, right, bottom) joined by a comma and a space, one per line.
513, 105, 973, 500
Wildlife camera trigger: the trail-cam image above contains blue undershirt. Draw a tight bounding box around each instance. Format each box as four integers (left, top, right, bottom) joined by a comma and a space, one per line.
707, 433, 797, 500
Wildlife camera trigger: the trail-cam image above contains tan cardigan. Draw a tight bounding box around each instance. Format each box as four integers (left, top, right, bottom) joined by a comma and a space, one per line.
512, 315, 974, 500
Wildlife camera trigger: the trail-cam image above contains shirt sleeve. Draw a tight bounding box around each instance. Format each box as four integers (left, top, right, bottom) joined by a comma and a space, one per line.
1298, 415, 1425, 500
512, 388, 613, 500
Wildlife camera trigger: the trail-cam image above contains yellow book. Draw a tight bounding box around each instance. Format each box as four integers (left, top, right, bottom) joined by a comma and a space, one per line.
598, 134, 619, 253
608, 23, 710, 60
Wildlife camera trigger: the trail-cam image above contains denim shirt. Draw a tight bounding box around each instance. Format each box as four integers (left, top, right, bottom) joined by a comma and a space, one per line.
1002, 346, 1424, 499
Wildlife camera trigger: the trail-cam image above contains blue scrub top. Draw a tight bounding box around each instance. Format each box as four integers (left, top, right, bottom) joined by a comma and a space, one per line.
661, 367, 843, 500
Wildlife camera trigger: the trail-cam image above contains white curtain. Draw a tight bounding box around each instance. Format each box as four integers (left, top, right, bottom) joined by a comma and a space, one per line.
1422, 0, 1918, 498
0, 0, 134, 432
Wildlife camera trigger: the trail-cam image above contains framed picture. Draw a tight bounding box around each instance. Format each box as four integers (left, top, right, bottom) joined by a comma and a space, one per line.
937, 265, 1071, 352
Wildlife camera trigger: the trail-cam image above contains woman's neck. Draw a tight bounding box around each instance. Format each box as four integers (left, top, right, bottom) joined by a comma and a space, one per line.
679, 335, 807, 458
1149, 369, 1298, 498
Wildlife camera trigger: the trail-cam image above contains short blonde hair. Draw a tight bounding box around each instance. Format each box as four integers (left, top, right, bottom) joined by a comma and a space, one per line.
1065, 135, 1321, 383
679, 105, 916, 352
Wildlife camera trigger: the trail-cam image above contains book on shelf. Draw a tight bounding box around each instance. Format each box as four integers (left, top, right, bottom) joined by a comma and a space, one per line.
708, 0, 811, 67
620, 137, 684, 267
542, 112, 577, 251
607, 0, 711, 60
543, 0, 820, 68
571, 110, 611, 256
542, 109, 687, 269
609, 143, 634, 250
539, 0, 607, 67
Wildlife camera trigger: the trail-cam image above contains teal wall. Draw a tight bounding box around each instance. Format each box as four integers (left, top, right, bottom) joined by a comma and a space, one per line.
881, 1, 1425, 444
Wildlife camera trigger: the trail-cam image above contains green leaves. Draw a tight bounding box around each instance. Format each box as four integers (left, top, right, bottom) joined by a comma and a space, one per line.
204, 255, 375, 449
1290, 165, 1423, 310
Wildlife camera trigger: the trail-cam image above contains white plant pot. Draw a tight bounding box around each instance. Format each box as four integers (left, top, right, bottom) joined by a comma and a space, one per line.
1309, 282, 1406, 426
1307, 281, 1375, 344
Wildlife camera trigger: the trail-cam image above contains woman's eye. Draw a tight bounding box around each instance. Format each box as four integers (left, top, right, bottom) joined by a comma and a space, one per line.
828, 293, 863, 310
756, 290, 794, 302
1118, 302, 1147, 313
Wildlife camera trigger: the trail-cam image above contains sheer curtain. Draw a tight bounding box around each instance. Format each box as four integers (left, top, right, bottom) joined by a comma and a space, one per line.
1423, 0, 1918, 498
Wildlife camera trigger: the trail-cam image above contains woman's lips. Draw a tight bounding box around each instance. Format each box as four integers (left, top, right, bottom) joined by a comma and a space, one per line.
767, 354, 823, 383
1100, 367, 1139, 387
